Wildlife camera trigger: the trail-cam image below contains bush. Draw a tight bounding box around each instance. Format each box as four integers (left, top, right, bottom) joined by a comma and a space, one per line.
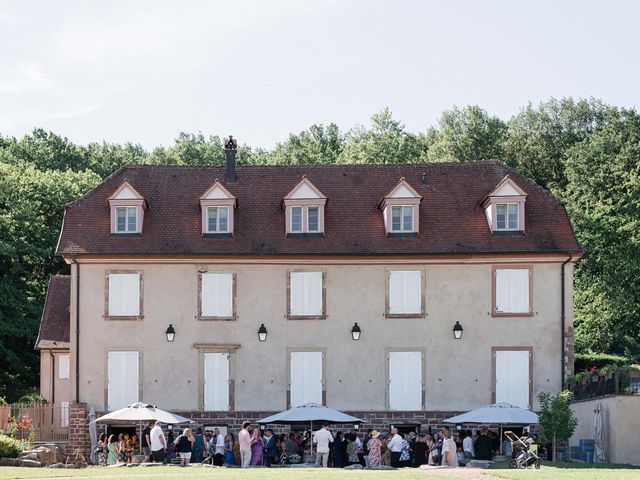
16, 393, 46, 405
0, 397, 7, 406
574, 353, 628, 372
0, 434, 27, 458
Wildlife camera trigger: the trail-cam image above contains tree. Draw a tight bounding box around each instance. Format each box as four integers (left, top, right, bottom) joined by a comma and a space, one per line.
564, 108, 640, 360
505, 97, 611, 192
537, 391, 578, 461
338, 108, 427, 164
426, 105, 507, 162
266, 124, 344, 165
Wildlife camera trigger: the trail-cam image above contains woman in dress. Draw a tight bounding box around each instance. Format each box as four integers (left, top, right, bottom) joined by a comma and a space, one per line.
96, 433, 108, 466
117, 434, 127, 463
250, 427, 263, 466
367, 430, 383, 467
346, 434, 359, 466
332, 432, 344, 468
107, 434, 118, 465
192, 427, 204, 463
414, 434, 427, 467
425, 435, 435, 465
442, 430, 458, 467
224, 433, 236, 465
399, 433, 411, 467
166, 431, 175, 463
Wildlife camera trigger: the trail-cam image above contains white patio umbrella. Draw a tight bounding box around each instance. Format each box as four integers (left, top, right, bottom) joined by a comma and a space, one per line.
257, 403, 363, 458
593, 400, 606, 463
89, 407, 98, 465
93, 402, 193, 457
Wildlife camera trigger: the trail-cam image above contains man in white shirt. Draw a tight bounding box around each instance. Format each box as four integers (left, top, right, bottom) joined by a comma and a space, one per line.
209, 428, 225, 466
463, 429, 475, 461
313, 424, 334, 467
387, 427, 403, 468
150, 421, 166, 463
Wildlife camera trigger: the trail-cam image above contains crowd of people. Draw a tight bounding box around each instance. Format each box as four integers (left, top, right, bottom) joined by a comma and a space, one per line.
94, 419, 509, 468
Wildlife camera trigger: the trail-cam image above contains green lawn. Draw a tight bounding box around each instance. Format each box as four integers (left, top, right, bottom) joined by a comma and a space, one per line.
490, 461, 640, 480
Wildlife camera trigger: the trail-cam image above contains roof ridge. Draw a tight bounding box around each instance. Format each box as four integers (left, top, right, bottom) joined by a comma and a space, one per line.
112, 160, 506, 169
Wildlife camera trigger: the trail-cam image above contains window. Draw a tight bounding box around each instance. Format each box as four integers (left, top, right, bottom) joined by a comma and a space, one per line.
387, 270, 423, 317
308, 206, 319, 232
391, 205, 414, 232
115, 206, 137, 233
58, 354, 70, 379
388, 351, 422, 410
496, 203, 518, 230
200, 273, 235, 319
107, 273, 141, 317
203, 353, 230, 411
493, 348, 531, 409
494, 267, 531, 315
288, 271, 325, 318
290, 206, 303, 233
207, 206, 229, 233
290, 351, 323, 407
107, 351, 139, 411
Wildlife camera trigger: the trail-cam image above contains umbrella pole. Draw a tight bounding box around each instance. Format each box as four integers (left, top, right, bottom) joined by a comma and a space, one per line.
310, 421, 313, 460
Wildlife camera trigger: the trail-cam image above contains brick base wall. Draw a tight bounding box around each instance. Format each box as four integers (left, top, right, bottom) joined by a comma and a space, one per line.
565, 326, 575, 378
68, 403, 91, 461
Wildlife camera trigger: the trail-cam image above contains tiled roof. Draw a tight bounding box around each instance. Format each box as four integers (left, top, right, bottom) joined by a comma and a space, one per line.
35, 275, 70, 349
56, 161, 582, 256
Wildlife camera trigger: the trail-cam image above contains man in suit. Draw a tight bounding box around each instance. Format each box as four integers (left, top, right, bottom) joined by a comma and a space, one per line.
263, 429, 278, 467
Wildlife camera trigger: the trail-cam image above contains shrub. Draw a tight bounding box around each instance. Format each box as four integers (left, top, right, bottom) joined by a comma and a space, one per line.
574, 353, 628, 372
0, 397, 7, 406
16, 393, 46, 405
0, 434, 27, 458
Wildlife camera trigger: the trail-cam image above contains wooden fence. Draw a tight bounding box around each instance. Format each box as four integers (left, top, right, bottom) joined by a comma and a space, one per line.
0, 402, 69, 442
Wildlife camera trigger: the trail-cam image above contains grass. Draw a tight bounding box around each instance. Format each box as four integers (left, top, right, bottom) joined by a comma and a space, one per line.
490, 460, 640, 480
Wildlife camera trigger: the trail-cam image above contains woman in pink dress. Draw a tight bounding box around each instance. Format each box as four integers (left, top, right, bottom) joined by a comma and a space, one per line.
250, 428, 263, 466
367, 430, 383, 467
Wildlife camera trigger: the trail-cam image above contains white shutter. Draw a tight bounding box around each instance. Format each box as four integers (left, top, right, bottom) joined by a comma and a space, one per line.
290, 272, 323, 316
389, 271, 421, 314
107, 351, 139, 411
389, 352, 422, 410
496, 269, 529, 313
204, 353, 230, 411
108, 274, 140, 316
58, 354, 70, 379
290, 352, 323, 407
495, 350, 530, 409
60, 401, 69, 428
202, 273, 233, 317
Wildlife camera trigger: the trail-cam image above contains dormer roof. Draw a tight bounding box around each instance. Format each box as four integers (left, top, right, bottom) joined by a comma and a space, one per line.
384, 178, 422, 200
108, 181, 144, 201
200, 179, 236, 201
284, 177, 327, 200
483, 175, 527, 201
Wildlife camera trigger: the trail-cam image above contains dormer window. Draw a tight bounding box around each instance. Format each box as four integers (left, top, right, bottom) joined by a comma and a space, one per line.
109, 181, 145, 235
284, 178, 327, 236
482, 176, 527, 233
381, 178, 422, 236
200, 180, 236, 236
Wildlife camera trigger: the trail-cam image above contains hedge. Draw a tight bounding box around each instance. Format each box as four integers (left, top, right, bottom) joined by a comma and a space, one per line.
574, 353, 629, 372
0, 435, 26, 458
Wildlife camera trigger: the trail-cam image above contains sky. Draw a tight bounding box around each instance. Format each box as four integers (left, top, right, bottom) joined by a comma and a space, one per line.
1, 0, 639, 150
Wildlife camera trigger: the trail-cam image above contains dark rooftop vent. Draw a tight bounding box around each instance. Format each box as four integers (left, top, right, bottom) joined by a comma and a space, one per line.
224, 135, 238, 184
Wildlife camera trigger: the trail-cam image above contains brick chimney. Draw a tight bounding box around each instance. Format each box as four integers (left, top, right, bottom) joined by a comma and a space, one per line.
224, 135, 237, 184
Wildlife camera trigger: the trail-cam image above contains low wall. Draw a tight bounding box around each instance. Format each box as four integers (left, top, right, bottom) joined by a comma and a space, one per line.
570, 395, 640, 465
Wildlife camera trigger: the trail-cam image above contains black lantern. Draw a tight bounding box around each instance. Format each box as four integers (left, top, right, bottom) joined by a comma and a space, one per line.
453, 321, 463, 340
166, 324, 176, 342
258, 323, 268, 342
351, 322, 361, 341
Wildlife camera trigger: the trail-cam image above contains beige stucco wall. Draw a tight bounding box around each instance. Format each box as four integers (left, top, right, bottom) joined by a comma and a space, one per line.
570, 396, 640, 465
69, 258, 574, 413
39, 350, 71, 405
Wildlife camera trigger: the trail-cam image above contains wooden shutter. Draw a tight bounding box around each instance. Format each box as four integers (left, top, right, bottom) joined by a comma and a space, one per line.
203, 353, 230, 411
202, 273, 233, 317
389, 271, 422, 314
108, 273, 140, 316
389, 351, 422, 410
290, 352, 323, 407
60, 401, 69, 428
495, 350, 530, 409
496, 269, 529, 313
107, 351, 139, 411
58, 354, 70, 379
290, 272, 323, 316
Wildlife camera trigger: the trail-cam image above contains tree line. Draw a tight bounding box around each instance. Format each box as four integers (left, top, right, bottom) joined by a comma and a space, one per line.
1, 97, 638, 401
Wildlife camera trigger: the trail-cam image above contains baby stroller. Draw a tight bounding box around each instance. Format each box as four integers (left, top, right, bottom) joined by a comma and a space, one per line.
504, 431, 540, 469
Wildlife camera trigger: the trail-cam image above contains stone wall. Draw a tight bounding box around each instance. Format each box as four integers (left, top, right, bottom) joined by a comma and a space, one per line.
67, 403, 90, 461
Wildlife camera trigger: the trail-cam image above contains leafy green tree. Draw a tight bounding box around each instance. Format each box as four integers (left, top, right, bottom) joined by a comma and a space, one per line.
564, 108, 640, 360
338, 108, 427, 164
537, 391, 578, 461
426, 105, 507, 162
505, 97, 611, 192
267, 124, 344, 165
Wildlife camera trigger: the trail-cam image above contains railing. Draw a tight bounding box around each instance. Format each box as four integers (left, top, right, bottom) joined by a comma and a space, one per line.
0, 402, 69, 443
569, 370, 637, 401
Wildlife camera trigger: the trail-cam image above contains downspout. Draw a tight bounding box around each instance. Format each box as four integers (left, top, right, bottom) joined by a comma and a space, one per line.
71, 256, 80, 403
50, 349, 55, 404
561, 254, 573, 389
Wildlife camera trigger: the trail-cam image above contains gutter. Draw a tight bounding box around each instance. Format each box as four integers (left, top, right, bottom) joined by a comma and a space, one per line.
561, 253, 573, 388
71, 256, 80, 403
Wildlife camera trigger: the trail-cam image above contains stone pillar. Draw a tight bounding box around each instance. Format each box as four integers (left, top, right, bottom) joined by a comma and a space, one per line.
565, 326, 575, 381
67, 403, 90, 461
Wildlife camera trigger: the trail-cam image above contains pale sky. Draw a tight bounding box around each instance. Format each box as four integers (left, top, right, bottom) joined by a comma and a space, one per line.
1, 0, 639, 149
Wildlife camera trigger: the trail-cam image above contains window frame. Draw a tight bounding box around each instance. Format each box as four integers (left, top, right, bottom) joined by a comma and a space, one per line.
495, 202, 519, 231
286, 270, 327, 320
105, 350, 142, 411
197, 272, 237, 321
206, 206, 230, 234
104, 270, 144, 320
385, 268, 426, 318
115, 206, 138, 233
385, 347, 425, 411
491, 346, 533, 409
287, 348, 326, 408
195, 343, 240, 412
491, 265, 533, 317
290, 206, 304, 233
307, 206, 320, 233
58, 353, 70, 380
390, 205, 415, 233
